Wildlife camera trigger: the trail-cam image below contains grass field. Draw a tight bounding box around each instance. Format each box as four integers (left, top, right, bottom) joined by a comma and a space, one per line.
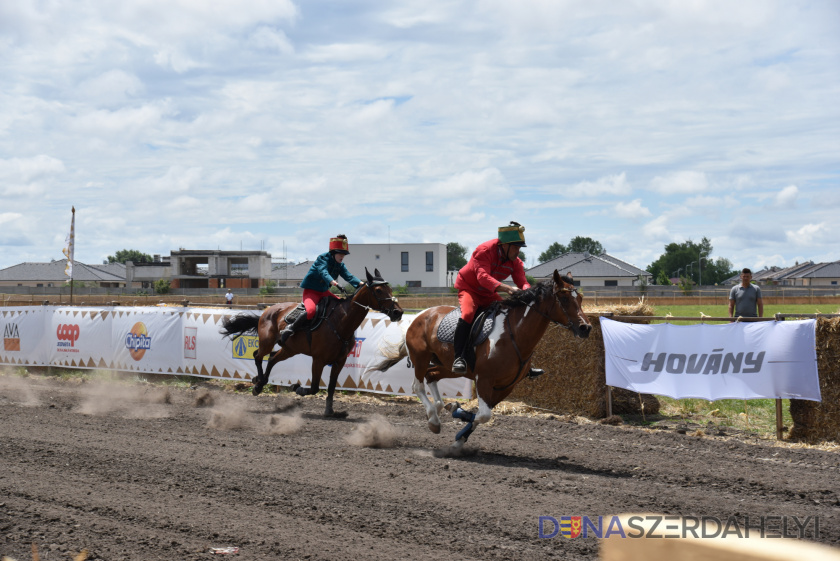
649, 303, 839, 323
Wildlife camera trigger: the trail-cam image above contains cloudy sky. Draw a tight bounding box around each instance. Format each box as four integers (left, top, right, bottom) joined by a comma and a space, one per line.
1, 0, 838, 274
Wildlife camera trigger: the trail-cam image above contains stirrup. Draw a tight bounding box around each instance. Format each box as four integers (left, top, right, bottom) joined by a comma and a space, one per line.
452, 357, 467, 374
527, 367, 545, 379
279, 327, 294, 345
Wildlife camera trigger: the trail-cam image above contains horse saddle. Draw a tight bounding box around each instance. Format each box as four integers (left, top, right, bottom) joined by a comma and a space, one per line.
437, 307, 498, 347
283, 297, 335, 333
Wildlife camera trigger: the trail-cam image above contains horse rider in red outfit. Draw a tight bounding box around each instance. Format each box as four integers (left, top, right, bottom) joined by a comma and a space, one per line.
452, 221, 542, 378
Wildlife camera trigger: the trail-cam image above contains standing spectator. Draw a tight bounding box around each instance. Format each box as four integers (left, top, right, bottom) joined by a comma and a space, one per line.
225, 289, 234, 307
729, 268, 763, 318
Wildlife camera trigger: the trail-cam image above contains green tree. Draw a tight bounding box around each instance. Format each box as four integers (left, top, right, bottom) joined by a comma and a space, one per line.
537, 236, 605, 264
108, 249, 153, 264
567, 236, 605, 255
538, 242, 567, 263
153, 279, 171, 294
446, 242, 468, 271
646, 237, 734, 285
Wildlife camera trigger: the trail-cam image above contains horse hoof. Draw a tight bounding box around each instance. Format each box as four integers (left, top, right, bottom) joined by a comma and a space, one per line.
295, 386, 308, 396
325, 410, 348, 419
428, 420, 441, 434
289, 383, 301, 392
252, 382, 265, 396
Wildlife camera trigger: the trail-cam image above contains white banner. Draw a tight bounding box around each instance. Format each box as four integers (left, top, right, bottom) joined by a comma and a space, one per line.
601, 318, 820, 401
1, 308, 49, 367
0, 306, 472, 399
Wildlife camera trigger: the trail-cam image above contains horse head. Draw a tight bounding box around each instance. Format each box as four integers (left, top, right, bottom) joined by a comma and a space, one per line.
550, 269, 592, 338
360, 267, 404, 321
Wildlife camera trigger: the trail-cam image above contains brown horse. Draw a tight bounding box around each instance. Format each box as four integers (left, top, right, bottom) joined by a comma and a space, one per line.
368, 270, 590, 446
220, 268, 403, 417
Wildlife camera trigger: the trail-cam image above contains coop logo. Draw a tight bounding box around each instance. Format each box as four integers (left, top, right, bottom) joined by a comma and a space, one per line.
184, 327, 197, 359
56, 324, 80, 353
539, 515, 820, 539
640, 350, 765, 375
3, 323, 21, 352
125, 322, 152, 361
347, 337, 365, 358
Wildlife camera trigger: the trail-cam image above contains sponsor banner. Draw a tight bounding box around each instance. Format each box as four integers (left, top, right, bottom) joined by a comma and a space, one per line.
258, 312, 472, 398
0, 306, 471, 399
601, 318, 820, 401
0, 308, 49, 366
48, 307, 113, 368
111, 308, 183, 373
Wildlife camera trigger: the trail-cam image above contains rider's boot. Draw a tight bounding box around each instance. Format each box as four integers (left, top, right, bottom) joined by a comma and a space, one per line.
279, 313, 307, 345
452, 318, 471, 374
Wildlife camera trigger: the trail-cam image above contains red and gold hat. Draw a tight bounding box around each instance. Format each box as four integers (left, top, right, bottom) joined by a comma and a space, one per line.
329, 235, 349, 254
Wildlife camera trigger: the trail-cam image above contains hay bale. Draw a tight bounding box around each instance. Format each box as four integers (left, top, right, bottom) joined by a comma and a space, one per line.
789, 317, 840, 443
509, 300, 660, 418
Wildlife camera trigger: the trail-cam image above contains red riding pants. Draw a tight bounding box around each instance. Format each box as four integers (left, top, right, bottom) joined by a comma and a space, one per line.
457, 289, 497, 323
302, 288, 339, 320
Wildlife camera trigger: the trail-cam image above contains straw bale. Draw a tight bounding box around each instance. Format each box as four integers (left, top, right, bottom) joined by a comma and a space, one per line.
789, 317, 840, 443
509, 301, 659, 418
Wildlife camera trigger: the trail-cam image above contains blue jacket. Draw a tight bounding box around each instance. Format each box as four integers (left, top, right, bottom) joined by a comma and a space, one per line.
300, 252, 361, 292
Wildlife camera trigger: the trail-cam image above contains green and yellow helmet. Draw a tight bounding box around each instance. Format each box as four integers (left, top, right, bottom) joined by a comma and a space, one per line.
498, 221, 526, 247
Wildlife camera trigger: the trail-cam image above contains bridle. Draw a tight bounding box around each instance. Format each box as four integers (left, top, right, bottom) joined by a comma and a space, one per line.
352, 282, 401, 319
526, 283, 578, 331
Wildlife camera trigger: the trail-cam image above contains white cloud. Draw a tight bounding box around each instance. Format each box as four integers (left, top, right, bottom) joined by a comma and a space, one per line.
785, 222, 829, 247
649, 171, 709, 195
571, 173, 632, 197
612, 199, 652, 219
774, 185, 798, 207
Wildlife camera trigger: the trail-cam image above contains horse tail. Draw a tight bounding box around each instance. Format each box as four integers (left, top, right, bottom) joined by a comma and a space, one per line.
366, 324, 408, 374
219, 313, 259, 339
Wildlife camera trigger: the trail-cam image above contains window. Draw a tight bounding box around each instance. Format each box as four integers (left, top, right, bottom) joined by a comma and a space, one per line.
833, 281, 838, 285
572, 280, 581, 287
604, 280, 618, 287
426, 251, 434, 272
406, 281, 421, 288
401, 252, 409, 272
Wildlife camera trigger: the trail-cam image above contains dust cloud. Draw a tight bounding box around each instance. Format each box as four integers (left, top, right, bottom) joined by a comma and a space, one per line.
346, 415, 398, 448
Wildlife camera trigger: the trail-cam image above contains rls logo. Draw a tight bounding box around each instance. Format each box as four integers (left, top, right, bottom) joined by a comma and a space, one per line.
184, 327, 197, 359
56, 324, 80, 347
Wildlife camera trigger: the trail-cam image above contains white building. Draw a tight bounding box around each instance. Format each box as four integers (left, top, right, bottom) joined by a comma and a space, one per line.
343, 243, 447, 288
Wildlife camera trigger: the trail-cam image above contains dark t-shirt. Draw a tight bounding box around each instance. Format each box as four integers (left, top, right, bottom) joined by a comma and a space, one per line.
729, 284, 761, 317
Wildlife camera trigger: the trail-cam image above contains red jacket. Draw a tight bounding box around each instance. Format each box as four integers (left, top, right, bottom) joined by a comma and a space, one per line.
454, 239, 530, 300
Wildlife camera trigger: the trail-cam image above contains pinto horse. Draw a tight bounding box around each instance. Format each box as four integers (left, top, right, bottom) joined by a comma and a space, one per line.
220, 268, 403, 417
368, 270, 590, 446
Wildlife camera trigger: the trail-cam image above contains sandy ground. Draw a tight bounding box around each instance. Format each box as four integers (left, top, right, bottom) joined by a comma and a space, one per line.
1, 374, 839, 561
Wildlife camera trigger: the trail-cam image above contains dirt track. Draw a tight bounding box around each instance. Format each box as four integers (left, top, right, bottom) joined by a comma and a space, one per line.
1, 374, 839, 561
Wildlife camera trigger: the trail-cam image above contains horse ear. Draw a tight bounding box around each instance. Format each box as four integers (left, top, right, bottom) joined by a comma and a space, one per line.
374, 268, 382, 279
553, 269, 562, 285
365, 267, 374, 284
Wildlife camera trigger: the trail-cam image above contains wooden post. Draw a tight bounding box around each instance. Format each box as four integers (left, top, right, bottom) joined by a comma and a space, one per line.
776, 398, 784, 440
606, 385, 613, 417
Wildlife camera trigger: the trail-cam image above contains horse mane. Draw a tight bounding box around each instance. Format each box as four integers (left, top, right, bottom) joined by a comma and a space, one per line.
498, 275, 573, 309
499, 281, 552, 309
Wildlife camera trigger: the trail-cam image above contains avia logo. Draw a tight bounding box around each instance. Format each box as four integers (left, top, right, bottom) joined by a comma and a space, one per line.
232, 335, 268, 361
641, 350, 766, 375
56, 324, 80, 347
184, 327, 197, 359
125, 322, 152, 361
347, 337, 365, 358
3, 323, 20, 352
